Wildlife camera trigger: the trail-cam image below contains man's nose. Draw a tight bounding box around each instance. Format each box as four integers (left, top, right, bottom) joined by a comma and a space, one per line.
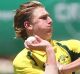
47, 17, 52, 25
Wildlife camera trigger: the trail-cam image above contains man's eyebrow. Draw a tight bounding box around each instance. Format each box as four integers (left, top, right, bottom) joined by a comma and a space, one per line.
39, 13, 49, 18
43, 13, 49, 16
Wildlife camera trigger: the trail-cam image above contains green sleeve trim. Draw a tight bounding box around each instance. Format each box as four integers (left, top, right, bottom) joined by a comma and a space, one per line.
27, 51, 45, 69
27, 51, 38, 66
56, 42, 80, 62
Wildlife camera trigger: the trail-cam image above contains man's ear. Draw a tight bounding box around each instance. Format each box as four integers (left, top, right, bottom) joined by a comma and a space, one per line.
24, 21, 32, 30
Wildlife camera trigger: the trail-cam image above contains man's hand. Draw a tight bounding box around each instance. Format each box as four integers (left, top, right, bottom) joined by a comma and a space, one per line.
24, 35, 51, 51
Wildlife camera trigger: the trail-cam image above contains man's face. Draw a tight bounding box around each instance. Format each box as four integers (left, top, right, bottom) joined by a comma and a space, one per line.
31, 7, 53, 40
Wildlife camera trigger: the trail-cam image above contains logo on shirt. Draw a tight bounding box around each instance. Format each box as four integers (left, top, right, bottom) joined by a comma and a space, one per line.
58, 55, 69, 64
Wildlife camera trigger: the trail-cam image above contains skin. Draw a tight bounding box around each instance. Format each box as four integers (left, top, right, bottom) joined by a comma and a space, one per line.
25, 7, 53, 40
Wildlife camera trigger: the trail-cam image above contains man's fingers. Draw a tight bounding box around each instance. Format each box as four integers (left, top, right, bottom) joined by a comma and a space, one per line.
24, 41, 29, 48
35, 35, 42, 42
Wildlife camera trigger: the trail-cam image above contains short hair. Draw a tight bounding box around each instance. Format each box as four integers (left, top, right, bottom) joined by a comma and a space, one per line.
14, 1, 43, 40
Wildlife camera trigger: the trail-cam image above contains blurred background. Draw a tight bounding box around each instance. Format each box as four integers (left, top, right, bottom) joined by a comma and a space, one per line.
0, 0, 80, 74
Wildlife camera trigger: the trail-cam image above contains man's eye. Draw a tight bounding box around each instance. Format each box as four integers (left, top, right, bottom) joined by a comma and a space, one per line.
41, 16, 47, 20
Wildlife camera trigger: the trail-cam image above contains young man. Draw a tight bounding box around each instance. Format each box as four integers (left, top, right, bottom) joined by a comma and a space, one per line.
13, 1, 80, 74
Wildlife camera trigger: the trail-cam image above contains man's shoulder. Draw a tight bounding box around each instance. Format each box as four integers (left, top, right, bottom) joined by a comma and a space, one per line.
57, 39, 80, 53
13, 48, 29, 67
58, 39, 80, 44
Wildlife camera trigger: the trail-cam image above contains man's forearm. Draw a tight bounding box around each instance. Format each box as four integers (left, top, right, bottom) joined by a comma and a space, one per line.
62, 58, 80, 73
45, 45, 58, 74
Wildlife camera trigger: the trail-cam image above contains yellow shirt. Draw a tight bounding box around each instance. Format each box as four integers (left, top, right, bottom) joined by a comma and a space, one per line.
13, 39, 80, 74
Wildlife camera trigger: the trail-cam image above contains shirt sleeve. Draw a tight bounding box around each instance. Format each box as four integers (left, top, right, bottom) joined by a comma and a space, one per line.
60, 39, 80, 53
60, 39, 80, 61
13, 49, 44, 74
13, 62, 44, 74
